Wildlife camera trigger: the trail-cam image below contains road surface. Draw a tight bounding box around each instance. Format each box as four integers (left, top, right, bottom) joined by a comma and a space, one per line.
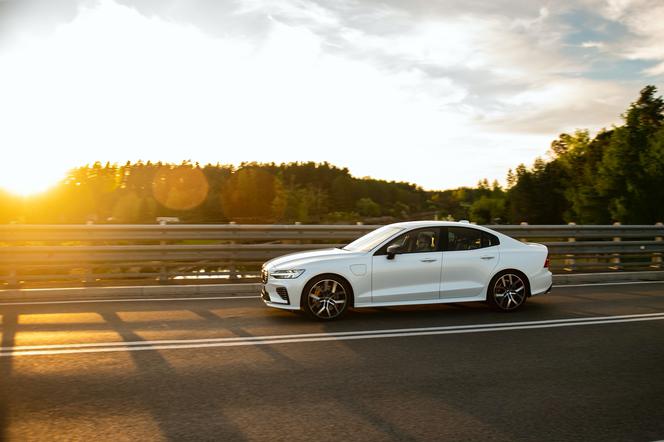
1, 282, 664, 441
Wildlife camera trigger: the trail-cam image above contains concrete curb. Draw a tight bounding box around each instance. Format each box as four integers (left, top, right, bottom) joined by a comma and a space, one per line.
0, 283, 262, 302
1, 271, 663, 303
552, 270, 664, 285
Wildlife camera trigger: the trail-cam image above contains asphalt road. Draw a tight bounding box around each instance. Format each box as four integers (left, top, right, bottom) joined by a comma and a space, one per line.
1, 282, 664, 442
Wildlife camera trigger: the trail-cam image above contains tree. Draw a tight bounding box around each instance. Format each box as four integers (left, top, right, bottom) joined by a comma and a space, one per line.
549, 130, 611, 223
599, 85, 664, 222
355, 197, 381, 217
220, 167, 279, 222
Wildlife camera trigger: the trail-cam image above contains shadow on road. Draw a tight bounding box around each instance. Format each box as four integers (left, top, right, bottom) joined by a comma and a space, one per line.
0, 312, 17, 442
98, 311, 248, 441
190, 308, 300, 366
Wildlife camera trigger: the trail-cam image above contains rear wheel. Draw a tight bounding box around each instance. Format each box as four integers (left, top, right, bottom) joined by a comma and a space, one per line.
302, 275, 350, 320
487, 271, 528, 311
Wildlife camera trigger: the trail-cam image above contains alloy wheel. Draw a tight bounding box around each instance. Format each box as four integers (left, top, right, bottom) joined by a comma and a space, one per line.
492, 273, 526, 311
307, 279, 347, 319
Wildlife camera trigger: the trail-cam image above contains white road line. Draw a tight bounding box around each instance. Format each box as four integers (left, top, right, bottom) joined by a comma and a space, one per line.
553, 280, 664, 288
3, 311, 663, 351
2, 312, 663, 357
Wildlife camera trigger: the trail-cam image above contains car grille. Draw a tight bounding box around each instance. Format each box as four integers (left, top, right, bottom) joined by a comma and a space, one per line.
276, 287, 289, 302
261, 269, 268, 284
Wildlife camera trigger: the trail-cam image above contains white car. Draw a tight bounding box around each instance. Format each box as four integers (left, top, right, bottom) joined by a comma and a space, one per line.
261, 221, 552, 320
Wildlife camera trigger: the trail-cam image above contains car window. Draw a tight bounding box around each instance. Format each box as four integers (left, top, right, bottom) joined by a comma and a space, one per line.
342, 226, 404, 252
447, 227, 484, 251
376, 228, 440, 255
482, 231, 500, 247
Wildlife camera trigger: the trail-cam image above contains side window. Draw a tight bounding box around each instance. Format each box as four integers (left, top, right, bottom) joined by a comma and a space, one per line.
447, 227, 483, 251
375, 228, 440, 255
482, 231, 500, 247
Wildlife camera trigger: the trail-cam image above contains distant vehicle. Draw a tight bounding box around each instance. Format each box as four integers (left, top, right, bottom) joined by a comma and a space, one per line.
261, 221, 552, 320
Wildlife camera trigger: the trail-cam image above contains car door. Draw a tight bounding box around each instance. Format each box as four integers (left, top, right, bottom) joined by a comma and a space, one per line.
440, 226, 500, 299
371, 227, 443, 303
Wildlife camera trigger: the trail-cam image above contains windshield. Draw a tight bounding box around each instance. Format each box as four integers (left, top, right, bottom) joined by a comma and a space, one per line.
342, 226, 404, 252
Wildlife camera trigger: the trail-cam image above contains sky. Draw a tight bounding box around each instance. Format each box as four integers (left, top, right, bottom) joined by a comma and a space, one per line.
0, 0, 663, 195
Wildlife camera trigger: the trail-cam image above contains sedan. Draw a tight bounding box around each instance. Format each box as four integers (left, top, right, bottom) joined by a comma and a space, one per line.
261, 221, 552, 320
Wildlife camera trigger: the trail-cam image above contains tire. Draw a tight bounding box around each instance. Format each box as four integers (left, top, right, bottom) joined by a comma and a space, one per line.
301, 275, 351, 320
487, 271, 529, 312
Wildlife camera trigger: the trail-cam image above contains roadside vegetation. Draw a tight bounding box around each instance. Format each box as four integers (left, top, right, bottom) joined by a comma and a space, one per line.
1, 86, 663, 225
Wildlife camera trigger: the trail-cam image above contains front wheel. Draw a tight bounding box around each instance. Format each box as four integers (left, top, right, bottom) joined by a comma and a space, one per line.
487, 272, 529, 311
302, 275, 350, 320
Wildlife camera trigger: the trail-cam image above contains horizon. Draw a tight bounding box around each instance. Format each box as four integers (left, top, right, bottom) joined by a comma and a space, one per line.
0, 158, 506, 198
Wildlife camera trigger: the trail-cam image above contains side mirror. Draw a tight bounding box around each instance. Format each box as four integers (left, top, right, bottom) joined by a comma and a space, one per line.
386, 244, 403, 260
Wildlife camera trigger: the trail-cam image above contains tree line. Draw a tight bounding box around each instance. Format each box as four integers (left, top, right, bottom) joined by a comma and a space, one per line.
1, 85, 662, 225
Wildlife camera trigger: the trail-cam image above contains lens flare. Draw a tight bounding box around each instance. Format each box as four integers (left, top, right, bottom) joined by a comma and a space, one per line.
152, 166, 209, 211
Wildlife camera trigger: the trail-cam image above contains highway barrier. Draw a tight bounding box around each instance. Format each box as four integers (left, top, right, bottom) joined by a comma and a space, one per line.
1, 223, 663, 288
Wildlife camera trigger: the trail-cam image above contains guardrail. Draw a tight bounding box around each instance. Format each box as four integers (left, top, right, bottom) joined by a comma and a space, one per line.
1, 223, 663, 288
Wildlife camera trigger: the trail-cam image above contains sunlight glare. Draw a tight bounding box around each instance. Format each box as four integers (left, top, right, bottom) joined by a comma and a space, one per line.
0, 162, 66, 196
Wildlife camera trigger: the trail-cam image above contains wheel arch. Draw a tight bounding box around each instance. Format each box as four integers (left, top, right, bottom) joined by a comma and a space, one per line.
488, 268, 532, 298
300, 272, 356, 308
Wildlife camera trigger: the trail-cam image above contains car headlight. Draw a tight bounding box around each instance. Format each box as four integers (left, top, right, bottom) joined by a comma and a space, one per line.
270, 269, 305, 279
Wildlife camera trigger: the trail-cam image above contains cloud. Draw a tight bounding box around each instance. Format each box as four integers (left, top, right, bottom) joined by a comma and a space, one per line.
586, 0, 664, 77
582, 41, 605, 49
481, 78, 630, 134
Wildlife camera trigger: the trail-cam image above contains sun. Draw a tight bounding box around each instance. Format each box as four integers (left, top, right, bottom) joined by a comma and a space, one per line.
0, 164, 65, 196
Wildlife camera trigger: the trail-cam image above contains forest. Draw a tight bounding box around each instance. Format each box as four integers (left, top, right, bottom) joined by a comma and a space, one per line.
1, 86, 663, 225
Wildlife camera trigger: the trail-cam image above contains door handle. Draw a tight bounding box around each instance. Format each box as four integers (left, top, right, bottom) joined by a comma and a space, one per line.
480, 256, 495, 260
420, 258, 438, 263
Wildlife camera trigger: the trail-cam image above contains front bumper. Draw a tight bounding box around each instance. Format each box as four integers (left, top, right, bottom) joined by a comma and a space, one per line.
261, 282, 302, 311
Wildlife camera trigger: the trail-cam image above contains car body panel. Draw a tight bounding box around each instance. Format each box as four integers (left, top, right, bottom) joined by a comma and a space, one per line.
261, 221, 552, 312
371, 250, 443, 302
440, 247, 500, 299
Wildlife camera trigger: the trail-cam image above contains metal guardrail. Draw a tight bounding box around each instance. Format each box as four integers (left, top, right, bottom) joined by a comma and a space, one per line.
1, 223, 663, 288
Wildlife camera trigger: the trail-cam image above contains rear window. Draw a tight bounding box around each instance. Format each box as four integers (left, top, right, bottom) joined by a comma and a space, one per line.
482, 231, 500, 247
446, 227, 499, 251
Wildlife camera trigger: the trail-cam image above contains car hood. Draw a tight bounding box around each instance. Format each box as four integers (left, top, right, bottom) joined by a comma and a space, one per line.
264, 248, 362, 270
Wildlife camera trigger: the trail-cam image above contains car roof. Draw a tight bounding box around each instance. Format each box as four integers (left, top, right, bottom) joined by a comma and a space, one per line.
389, 220, 487, 229
387, 221, 518, 243
380, 221, 523, 247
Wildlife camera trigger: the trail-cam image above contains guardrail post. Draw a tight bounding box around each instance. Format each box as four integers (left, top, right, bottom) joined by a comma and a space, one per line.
84, 221, 94, 286
565, 222, 576, 272
159, 219, 168, 283
610, 222, 622, 270
84, 266, 93, 286
653, 222, 663, 269
519, 222, 528, 242
228, 222, 237, 280
8, 268, 18, 289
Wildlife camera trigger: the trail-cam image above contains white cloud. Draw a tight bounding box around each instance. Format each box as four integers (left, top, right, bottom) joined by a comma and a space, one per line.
582, 41, 605, 49
486, 78, 630, 133
589, 0, 664, 75
644, 61, 664, 76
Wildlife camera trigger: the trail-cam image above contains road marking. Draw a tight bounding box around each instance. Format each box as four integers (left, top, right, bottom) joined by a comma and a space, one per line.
553, 280, 664, 288
2, 311, 662, 350
1, 280, 663, 306
0, 295, 258, 306
2, 312, 663, 357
